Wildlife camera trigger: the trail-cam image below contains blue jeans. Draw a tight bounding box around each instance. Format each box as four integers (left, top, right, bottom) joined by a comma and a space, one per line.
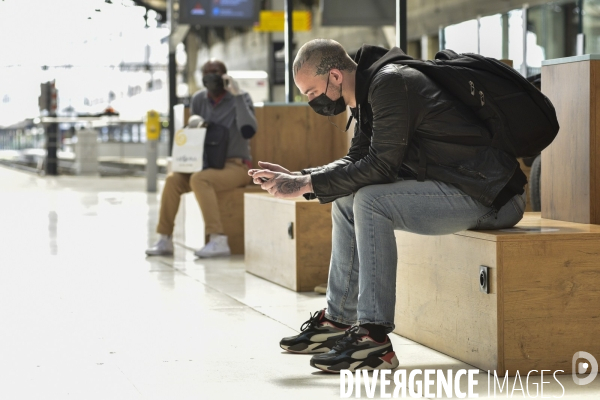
324, 178, 526, 333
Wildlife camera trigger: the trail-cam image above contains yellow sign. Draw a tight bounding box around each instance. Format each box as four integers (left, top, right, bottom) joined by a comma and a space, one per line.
174, 130, 187, 146
146, 110, 161, 141
253, 11, 311, 32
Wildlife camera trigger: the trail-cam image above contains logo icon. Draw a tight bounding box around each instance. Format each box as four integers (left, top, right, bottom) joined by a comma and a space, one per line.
175, 130, 187, 146
572, 351, 598, 385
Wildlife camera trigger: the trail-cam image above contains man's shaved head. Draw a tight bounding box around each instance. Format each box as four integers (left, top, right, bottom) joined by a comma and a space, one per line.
293, 39, 356, 78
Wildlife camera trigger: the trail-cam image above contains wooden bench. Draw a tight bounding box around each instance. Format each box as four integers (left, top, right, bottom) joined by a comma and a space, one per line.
393, 212, 600, 376
173, 185, 262, 254
244, 193, 332, 292
171, 103, 350, 255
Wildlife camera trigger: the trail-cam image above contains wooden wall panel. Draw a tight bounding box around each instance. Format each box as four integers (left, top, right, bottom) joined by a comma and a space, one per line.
250, 104, 349, 172
184, 103, 350, 173
251, 106, 268, 164
305, 110, 350, 166
541, 61, 592, 223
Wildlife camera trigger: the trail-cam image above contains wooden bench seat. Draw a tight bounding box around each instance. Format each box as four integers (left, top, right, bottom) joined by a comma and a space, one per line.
393, 212, 600, 376
244, 193, 332, 292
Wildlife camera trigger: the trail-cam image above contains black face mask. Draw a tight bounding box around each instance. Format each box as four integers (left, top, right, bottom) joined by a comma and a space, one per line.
308, 72, 346, 116
202, 73, 225, 93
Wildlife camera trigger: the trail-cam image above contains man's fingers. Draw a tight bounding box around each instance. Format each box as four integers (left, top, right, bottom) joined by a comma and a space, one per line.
253, 170, 276, 180
261, 179, 275, 191
248, 168, 261, 176
258, 161, 282, 171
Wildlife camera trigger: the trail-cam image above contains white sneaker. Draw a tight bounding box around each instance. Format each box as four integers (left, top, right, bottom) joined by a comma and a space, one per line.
145, 235, 174, 256
194, 234, 231, 258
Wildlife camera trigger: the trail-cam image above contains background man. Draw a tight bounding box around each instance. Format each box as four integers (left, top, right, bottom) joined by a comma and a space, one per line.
250, 39, 526, 373
147, 59, 257, 258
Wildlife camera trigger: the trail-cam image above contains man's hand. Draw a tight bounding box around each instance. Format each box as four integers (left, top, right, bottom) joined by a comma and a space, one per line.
251, 170, 313, 198
248, 161, 292, 177
222, 74, 243, 96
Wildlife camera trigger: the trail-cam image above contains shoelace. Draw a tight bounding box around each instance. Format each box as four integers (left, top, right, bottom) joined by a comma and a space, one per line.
332, 325, 363, 352
300, 310, 321, 332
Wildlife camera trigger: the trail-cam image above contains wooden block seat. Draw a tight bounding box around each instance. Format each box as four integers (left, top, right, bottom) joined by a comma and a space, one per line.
393, 212, 600, 376
173, 185, 262, 254
244, 193, 332, 292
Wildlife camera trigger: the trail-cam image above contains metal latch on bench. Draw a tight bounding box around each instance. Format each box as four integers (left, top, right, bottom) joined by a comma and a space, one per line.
479, 265, 489, 294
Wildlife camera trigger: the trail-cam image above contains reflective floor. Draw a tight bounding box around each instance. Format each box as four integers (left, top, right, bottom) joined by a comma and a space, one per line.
0, 165, 598, 399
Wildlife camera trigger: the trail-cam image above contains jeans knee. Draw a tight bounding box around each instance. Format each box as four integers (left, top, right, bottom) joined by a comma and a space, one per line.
353, 187, 376, 210
354, 187, 392, 222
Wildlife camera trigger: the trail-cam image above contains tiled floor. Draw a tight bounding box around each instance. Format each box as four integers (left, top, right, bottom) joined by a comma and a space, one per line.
0, 165, 598, 399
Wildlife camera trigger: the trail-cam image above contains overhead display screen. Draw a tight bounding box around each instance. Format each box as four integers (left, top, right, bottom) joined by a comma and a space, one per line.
179, 0, 260, 26
321, 0, 396, 26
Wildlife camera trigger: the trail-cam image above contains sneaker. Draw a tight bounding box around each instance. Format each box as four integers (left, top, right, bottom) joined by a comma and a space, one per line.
280, 310, 348, 354
310, 325, 400, 373
145, 235, 174, 256
194, 234, 231, 258
314, 283, 327, 294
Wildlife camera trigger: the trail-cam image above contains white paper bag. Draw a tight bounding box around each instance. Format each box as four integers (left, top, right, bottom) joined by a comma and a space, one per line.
171, 127, 206, 173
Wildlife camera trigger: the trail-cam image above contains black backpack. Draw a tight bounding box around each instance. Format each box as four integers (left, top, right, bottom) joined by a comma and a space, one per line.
396, 50, 559, 158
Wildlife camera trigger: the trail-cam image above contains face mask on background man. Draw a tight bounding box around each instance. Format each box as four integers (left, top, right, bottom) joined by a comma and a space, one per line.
202, 73, 225, 93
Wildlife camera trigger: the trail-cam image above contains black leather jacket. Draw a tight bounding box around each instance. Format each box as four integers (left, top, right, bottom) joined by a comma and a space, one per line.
303, 45, 526, 208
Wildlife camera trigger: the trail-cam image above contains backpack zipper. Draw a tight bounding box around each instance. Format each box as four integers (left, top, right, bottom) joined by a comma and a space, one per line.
479, 91, 485, 106
469, 81, 475, 96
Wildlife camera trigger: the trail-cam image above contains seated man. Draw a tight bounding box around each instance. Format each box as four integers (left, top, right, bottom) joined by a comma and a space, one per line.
250, 39, 527, 372
147, 59, 257, 258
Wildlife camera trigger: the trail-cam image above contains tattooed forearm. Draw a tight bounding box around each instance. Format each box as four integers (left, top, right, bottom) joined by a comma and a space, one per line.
276, 179, 304, 195
275, 176, 310, 195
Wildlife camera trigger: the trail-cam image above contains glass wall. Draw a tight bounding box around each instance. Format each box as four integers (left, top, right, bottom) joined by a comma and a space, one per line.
526, 1, 578, 75
508, 10, 525, 73
444, 20, 479, 54
584, 0, 600, 53
479, 14, 503, 60
443, 1, 578, 77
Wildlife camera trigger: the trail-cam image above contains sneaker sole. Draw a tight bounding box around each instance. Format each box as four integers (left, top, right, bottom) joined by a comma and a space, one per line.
145, 251, 174, 256
311, 351, 399, 373
280, 342, 332, 354
195, 252, 231, 258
